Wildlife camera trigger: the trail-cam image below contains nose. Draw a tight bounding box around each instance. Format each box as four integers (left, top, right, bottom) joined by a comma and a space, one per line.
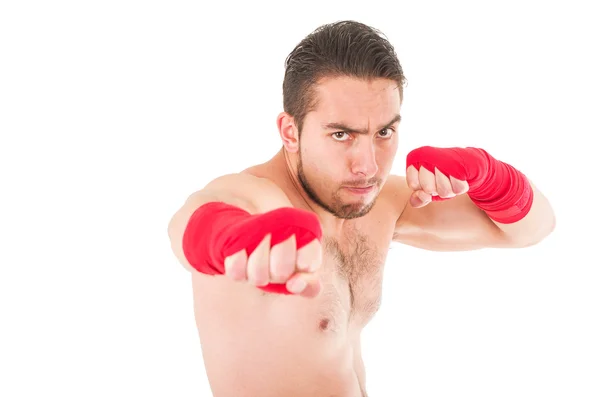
350, 140, 378, 179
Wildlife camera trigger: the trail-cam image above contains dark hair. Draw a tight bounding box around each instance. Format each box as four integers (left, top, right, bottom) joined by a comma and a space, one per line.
282, 20, 407, 134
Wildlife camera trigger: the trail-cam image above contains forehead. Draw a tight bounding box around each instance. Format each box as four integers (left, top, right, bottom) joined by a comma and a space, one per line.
311, 76, 401, 119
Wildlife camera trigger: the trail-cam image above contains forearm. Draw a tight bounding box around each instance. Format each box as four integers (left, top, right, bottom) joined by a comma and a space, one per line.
489, 179, 555, 247
400, 145, 556, 250
464, 149, 556, 247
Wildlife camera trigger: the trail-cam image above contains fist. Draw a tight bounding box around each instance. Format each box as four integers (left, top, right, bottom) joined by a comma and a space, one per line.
223, 234, 323, 298
406, 146, 470, 208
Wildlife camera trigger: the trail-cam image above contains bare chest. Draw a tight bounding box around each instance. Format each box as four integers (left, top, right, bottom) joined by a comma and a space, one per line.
318, 226, 392, 330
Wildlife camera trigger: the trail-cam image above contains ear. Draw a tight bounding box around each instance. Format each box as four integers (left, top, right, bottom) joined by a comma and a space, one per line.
277, 112, 299, 153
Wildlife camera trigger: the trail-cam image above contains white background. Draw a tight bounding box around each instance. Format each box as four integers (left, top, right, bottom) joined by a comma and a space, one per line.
1, 0, 598, 396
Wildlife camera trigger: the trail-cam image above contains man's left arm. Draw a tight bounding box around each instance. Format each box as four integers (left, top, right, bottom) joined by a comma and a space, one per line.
393, 146, 556, 251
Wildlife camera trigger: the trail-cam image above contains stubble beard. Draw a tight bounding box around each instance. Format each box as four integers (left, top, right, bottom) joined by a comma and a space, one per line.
296, 154, 378, 220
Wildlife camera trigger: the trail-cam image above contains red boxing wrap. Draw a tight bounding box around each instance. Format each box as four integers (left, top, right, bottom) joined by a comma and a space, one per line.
182, 202, 323, 294
406, 146, 534, 224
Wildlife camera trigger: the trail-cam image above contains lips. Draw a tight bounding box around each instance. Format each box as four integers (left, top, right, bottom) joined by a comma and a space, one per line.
345, 185, 375, 194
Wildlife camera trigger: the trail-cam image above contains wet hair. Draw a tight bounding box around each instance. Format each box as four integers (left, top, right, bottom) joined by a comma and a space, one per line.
282, 20, 407, 134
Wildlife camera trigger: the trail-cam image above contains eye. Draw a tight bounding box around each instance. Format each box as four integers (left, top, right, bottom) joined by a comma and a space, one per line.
332, 131, 350, 141
378, 128, 395, 138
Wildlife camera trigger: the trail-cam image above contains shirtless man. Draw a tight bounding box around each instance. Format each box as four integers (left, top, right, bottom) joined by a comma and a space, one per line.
167, 20, 556, 397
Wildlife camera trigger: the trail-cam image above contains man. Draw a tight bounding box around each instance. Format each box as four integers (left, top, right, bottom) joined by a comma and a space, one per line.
167, 20, 555, 397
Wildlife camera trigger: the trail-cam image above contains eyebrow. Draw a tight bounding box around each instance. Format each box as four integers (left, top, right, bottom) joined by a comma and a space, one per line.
323, 114, 401, 135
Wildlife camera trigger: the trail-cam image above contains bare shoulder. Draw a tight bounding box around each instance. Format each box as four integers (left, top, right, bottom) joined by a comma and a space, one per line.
168, 171, 294, 272
192, 171, 294, 213
379, 174, 411, 216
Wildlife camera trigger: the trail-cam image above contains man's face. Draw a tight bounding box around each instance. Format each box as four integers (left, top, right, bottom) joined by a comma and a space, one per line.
297, 76, 401, 219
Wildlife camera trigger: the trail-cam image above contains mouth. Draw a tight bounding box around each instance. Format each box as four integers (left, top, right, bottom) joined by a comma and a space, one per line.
344, 185, 375, 195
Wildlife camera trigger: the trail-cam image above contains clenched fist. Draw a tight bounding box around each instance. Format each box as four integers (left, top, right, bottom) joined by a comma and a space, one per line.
404, 144, 536, 224
182, 202, 324, 298
405, 146, 482, 208
224, 233, 323, 298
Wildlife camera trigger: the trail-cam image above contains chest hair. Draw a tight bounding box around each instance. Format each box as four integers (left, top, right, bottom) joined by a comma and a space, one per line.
323, 228, 385, 320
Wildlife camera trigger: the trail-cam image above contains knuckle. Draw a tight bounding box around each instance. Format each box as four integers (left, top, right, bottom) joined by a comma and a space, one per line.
451, 186, 464, 195
247, 258, 269, 286
406, 169, 420, 188
417, 190, 432, 202
271, 259, 294, 281
302, 259, 320, 273
450, 176, 469, 194
251, 273, 269, 286
457, 182, 469, 194
437, 185, 454, 198
225, 256, 246, 280
419, 173, 435, 192
421, 181, 436, 193
295, 258, 310, 272
408, 179, 420, 190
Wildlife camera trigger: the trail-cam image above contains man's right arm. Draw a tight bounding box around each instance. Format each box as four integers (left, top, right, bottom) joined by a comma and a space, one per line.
166, 174, 334, 397
167, 173, 294, 273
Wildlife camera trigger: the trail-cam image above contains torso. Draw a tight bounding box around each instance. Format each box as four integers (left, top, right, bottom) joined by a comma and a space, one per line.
191, 159, 406, 397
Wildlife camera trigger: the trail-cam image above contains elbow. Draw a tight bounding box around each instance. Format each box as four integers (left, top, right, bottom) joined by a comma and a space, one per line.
503, 215, 556, 249
533, 205, 557, 245
526, 187, 557, 246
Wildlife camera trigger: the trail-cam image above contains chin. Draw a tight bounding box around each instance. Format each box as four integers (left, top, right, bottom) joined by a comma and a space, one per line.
336, 199, 377, 219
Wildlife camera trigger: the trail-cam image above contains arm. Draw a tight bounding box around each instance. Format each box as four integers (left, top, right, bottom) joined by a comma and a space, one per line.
167, 172, 293, 272
167, 173, 329, 396
393, 147, 556, 251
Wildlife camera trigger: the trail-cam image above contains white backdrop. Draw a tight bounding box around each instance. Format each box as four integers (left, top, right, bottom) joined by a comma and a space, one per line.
1, 1, 598, 396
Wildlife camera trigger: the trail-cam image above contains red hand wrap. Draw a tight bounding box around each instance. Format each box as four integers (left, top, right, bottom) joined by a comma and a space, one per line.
406, 146, 534, 224
181, 202, 323, 294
